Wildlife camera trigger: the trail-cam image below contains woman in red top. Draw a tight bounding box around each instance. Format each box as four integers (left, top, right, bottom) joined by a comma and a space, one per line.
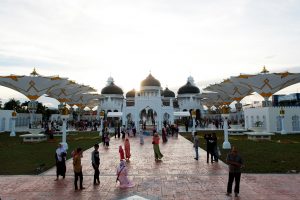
152, 132, 163, 161
124, 138, 131, 161
119, 145, 125, 161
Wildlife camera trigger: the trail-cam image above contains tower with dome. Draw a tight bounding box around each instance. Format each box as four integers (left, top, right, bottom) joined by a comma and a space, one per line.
98, 74, 204, 131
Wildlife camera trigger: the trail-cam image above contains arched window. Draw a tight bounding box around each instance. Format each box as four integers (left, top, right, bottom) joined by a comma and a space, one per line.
276, 116, 282, 131
292, 115, 300, 131
251, 116, 254, 127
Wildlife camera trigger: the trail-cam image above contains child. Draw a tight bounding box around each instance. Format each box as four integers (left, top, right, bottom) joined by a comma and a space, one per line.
119, 145, 125, 161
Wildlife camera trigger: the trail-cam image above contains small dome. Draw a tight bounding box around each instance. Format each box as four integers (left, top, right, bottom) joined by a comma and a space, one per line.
141, 74, 161, 87
162, 87, 175, 97
178, 81, 200, 94
126, 89, 136, 98
101, 82, 123, 95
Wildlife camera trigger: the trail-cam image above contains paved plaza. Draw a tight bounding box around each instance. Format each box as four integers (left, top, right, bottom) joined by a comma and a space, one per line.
0, 135, 299, 200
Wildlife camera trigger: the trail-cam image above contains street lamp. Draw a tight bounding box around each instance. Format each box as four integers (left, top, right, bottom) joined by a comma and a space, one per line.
221, 106, 231, 149
59, 104, 69, 150
99, 111, 105, 137
191, 109, 196, 137
10, 110, 17, 137
280, 107, 287, 135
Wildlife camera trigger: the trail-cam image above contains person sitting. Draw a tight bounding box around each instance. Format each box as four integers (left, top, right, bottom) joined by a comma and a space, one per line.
116, 160, 135, 188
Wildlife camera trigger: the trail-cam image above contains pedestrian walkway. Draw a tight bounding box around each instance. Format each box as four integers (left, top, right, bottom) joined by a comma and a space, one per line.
0, 135, 299, 199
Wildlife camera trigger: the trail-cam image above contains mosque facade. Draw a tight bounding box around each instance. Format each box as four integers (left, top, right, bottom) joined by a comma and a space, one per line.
98, 74, 204, 131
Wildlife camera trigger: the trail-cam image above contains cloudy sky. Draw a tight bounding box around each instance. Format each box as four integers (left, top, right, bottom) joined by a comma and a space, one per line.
1, 0, 300, 107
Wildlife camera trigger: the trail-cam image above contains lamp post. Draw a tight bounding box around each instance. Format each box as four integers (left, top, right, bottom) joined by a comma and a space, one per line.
59, 104, 69, 150
280, 107, 287, 135
10, 110, 17, 137
221, 106, 231, 149
99, 111, 105, 137
28, 100, 38, 128
191, 109, 196, 137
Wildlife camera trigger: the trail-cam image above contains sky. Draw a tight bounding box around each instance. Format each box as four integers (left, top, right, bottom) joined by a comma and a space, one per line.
1, 0, 300, 108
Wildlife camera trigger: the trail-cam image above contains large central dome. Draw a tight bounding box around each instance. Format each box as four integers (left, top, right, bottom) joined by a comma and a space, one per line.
141, 74, 161, 87
178, 76, 200, 94
101, 77, 123, 95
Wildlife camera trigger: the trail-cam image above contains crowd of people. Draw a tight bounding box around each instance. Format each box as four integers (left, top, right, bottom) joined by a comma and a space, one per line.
54, 126, 244, 197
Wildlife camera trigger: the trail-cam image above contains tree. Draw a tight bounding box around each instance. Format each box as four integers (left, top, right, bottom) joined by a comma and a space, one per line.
3, 98, 22, 112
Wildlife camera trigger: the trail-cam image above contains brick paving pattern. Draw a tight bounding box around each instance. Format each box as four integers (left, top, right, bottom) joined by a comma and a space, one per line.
0, 135, 299, 199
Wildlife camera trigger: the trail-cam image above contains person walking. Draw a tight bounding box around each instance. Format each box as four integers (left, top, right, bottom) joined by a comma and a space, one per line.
55, 143, 67, 180
226, 146, 244, 197
91, 144, 100, 185
204, 133, 214, 163
116, 160, 135, 188
152, 132, 163, 161
124, 138, 131, 161
194, 132, 200, 160
121, 125, 126, 139
119, 145, 125, 160
162, 127, 168, 143
139, 129, 144, 145
73, 147, 85, 191
212, 133, 219, 162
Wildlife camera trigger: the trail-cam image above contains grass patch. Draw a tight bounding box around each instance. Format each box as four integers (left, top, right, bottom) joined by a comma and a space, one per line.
181, 131, 300, 173
0, 131, 102, 175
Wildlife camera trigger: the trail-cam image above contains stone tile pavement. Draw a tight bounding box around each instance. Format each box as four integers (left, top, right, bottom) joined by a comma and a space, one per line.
0, 135, 299, 200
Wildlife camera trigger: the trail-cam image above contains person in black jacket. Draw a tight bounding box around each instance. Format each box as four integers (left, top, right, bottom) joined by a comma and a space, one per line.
91, 143, 100, 185
212, 132, 219, 162
204, 133, 214, 163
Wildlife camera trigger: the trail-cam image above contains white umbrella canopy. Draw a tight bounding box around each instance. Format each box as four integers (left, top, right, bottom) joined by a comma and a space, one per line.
230, 66, 300, 101
86, 99, 100, 110
67, 93, 102, 109
0, 68, 69, 100
200, 92, 233, 106
47, 81, 97, 103
204, 79, 253, 102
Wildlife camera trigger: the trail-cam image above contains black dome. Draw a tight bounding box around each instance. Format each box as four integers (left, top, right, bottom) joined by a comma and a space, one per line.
178, 82, 200, 94
101, 82, 123, 95
141, 74, 161, 87
162, 87, 175, 97
126, 89, 135, 98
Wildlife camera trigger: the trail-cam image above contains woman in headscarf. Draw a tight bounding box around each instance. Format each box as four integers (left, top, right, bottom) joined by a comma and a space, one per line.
116, 160, 135, 188
152, 132, 163, 161
139, 129, 144, 145
162, 127, 168, 143
119, 145, 125, 161
124, 138, 131, 161
55, 143, 67, 180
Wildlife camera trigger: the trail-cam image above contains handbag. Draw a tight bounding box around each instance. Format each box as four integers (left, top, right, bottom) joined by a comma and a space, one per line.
152, 141, 155, 144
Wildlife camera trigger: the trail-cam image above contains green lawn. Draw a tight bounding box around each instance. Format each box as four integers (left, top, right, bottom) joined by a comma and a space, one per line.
0, 131, 102, 175
181, 131, 300, 173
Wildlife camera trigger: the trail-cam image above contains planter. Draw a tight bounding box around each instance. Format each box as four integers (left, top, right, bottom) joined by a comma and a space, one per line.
250, 127, 265, 132
230, 125, 243, 130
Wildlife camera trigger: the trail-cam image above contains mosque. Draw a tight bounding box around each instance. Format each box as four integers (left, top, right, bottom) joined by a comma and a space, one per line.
98, 74, 203, 131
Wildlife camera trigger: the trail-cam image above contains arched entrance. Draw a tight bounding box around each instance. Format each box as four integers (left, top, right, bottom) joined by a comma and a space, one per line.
126, 113, 133, 127
139, 106, 157, 129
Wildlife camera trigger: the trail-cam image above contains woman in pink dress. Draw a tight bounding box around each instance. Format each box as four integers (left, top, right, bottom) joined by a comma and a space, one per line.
124, 138, 131, 161
116, 160, 135, 188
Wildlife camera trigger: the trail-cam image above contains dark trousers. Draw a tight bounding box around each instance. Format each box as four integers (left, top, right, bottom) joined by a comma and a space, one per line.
74, 171, 83, 190
206, 149, 213, 163
227, 172, 241, 194
92, 164, 100, 184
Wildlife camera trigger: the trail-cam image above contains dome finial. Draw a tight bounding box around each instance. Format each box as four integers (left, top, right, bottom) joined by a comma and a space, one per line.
30, 67, 39, 76
261, 65, 269, 74
107, 76, 114, 86
187, 75, 195, 85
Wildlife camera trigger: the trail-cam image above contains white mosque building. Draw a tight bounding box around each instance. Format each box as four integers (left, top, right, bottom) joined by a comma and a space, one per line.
98, 74, 204, 131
